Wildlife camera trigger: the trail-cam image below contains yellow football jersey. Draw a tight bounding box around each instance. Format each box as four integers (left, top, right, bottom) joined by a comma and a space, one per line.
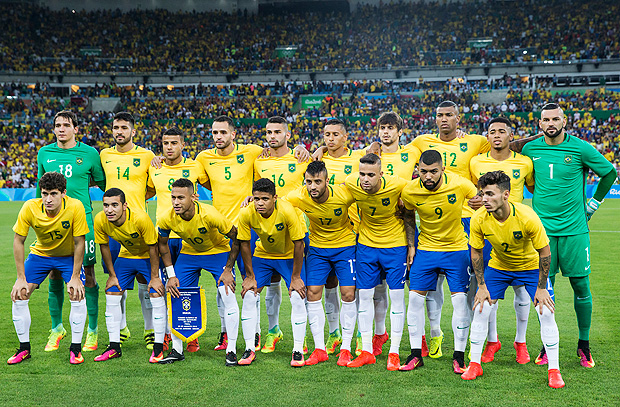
157, 201, 233, 256
254, 148, 309, 197
285, 185, 356, 248
323, 148, 364, 185
469, 152, 534, 204
13, 196, 89, 257
195, 143, 263, 225
100, 145, 155, 213
379, 144, 421, 180
94, 208, 157, 259
401, 173, 477, 251
238, 198, 305, 259
411, 133, 490, 217
344, 174, 407, 248
147, 157, 208, 238
470, 203, 549, 271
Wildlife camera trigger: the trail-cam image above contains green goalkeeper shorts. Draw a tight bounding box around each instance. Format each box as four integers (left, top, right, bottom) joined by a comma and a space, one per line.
549, 233, 591, 278
83, 213, 97, 268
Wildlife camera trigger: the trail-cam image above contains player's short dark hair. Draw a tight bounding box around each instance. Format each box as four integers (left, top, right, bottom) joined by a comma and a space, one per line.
53, 110, 78, 127
39, 172, 67, 192
478, 170, 511, 192
324, 118, 347, 132
377, 111, 403, 131
360, 153, 381, 167
487, 117, 513, 132
267, 116, 288, 126
213, 115, 235, 130
419, 150, 442, 166
113, 112, 135, 128
541, 102, 564, 117
437, 101, 458, 110
252, 178, 276, 196
171, 178, 195, 192
305, 161, 328, 178
163, 127, 184, 138
103, 187, 126, 204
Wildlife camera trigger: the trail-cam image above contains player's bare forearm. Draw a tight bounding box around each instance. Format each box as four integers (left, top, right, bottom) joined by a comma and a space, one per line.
402, 208, 417, 248
293, 144, 311, 163
148, 244, 160, 279
240, 240, 254, 279
13, 234, 27, 280
509, 133, 542, 153
72, 236, 86, 278
471, 247, 485, 286
200, 180, 212, 191
158, 235, 173, 267
537, 245, 551, 289
292, 240, 304, 279
225, 226, 240, 270
100, 243, 117, 278
311, 146, 327, 161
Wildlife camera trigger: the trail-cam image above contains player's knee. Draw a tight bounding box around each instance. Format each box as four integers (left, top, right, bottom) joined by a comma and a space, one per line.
306, 285, 323, 302
340, 287, 355, 303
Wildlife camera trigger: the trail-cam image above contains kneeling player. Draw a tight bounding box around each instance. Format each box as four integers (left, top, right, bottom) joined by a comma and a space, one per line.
238, 179, 307, 367
9, 172, 88, 365
463, 171, 564, 389
94, 188, 166, 363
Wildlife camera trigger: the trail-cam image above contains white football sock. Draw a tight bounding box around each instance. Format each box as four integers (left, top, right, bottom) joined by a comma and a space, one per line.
12, 299, 31, 343
255, 292, 261, 333
242, 292, 257, 351
216, 289, 226, 333
373, 282, 388, 336
340, 300, 357, 352
451, 292, 470, 352
218, 286, 239, 353
487, 301, 499, 342
105, 294, 122, 343
388, 289, 405, 354
407, 292, 426, 349
466, 275, 478, 322
514, 285, 530, 343
290, 291, 307, 353
120, 291, 127, 330
138, 283, 153, 331
171, 335, 183, 353
358, 288, 375, 353
426, 275, 445, 337
150, 296, 167, 344
470, 302, 494, 364
69, 299, 87, 344
307, 300, 326, 350
265, 283, 282, 331
538, 305, 560, 370
324, 287, 340, 333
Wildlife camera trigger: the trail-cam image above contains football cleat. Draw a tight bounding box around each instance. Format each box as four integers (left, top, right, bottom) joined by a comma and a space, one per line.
44, 327, 67, 352
514, 342, 530, 364
214, 332, 227, 351
305, 349, 329, 366
225, 351, 238, 366
254, 333, 261, 351
261, 329, 283, 353
144, 329, 155, 350
187, 338, 200, 353
163, 334, 171, 352
372, 332, 389, 356
481, 341, 502, 363
387, 353, 401, 371
535, 346, 548, 366
326, 331, 343, 355
70, 349, 84, 365
347, 350, 376, 368
429, 332, 444, 359
8, 349, 31, 365
578, 347, 595, 368
337, 349, 352, 367
158, 349, 185, 364
355, 332, 362, 356
149, 350, 164, 364
453, 356, 466, 374
421, 335, 429, 357
94, 346, 121, 362
238, 349, 256, 366
461, 362, 483, 380
82, 330, 98, 352
119, 326, 131, 344
291, 351, 305, 367
303, 337, 309, 355
399, 354, 423, 371
548, 369, 565, 389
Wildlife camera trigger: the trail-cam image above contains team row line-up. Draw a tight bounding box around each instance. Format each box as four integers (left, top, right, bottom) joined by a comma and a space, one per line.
9, 106, 617, 390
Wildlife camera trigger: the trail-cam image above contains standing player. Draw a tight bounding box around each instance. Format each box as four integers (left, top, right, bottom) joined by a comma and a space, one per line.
463, 171, 564, 388
522, 103, 617, 367
37, 110, 105, 353
400, 150, 477, 373
93, 188, 166, 363
285, 161, 358, 366
100, 112, 156, 349
469, 117, 535, 364
157, 179, 240, 365
237, 179, 307, 367
344, 154, 409, 370
9, 172, 88, 365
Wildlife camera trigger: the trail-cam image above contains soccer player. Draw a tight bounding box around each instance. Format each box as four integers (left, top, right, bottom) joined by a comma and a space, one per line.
100, 112, 156, 349
156, 178, 240, 365
9, 171, 88, 365
285, 161, 358, 366
522, 103, 617, 368
469, 117, 535, 364
237, 178, 307, 367
93, 188, 166, 363
37, 110, 105, 353
400, 150, 477, 373
344, 154, 409, 370
463, 171, 564, 389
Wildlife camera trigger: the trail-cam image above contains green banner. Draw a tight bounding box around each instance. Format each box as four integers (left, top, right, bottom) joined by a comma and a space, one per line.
301, 95, 325, 110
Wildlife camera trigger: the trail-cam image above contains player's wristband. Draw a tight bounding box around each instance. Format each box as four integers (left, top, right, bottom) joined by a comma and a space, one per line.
165, 265, 176, 279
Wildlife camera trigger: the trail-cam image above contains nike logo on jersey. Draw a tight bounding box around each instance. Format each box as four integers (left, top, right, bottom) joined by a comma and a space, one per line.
105, 160, 113, 163
47, 159, 56, 163
304, 209, 313, 213
261, 169, 268, 172
428, 144, 437, 148
209, 162, 216, 165
415, 203, 425, 206
483, 233, 494, 237
532, 157, 541, 161
154, 173, 161, 176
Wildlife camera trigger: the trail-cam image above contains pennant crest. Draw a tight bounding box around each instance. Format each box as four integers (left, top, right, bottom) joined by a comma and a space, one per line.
182, 170, 190, 178
401, 153, 408, 163
460, 143, 468, 152
382, 198, 390, 206
275, 223, 284, 231
334, 208, 342, 216
133, 158, 141, 167
447, 194, 457, 204
61, 221, 70, 229
237, 154, 245, 164
513, 231, 523, 240
344, 165, 352, 175
512, 169, 520, 179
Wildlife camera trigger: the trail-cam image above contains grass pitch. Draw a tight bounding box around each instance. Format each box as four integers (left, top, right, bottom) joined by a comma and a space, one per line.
0, 200, 618, 406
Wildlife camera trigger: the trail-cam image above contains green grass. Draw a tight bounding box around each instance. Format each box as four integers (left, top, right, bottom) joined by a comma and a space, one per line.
0, 200, 619, 406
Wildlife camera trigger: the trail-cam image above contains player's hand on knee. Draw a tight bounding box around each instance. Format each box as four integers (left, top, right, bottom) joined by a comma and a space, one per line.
11, 278, 29, 301
218, 270, 236, 295
148, 277, 165, 297
67, 277, 85, 301
534, 288, 555, 314
406, 246, 415, 270
241, 277, 257, 298
289, 278, 306, 299
474, 284, 491, 312
105, 276, 122, 293
166, 276, 181, 298
150, 155, 164, 169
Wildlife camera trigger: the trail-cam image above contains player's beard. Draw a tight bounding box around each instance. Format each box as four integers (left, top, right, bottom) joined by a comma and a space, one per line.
423, 179, 439, 191
543, 124, 564, 139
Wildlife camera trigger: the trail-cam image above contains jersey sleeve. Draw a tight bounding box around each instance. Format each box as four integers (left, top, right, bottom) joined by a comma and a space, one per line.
338, 184, 356, 207
525, 210, 550, 250
72, 201, 90, 236
12, 202, 32, 236
469, 211, 486, 250
523, 156, 535, 187
207, 207, 234, 236
237, 207, 252, 241
400, 183, 416, 211
93, 212, 109, 245
253, 162, 261, 182
195, 160, 209, 185
460, 177, 478, 200
147, 167, 155, 189
138, 214, 158, 245
469, 158, 480, 186
478, 136, 491, 154
36, 149, 46, 198
580, 139, 616, 177
283, 188, 302, 208
89, 148, 107, 190
284, 204, 305, 241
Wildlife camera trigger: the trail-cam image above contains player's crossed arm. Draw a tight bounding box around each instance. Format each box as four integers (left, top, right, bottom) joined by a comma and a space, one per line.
239, 240, 257, 298
289, 239, 306, 299
147, 244, 165, 297
217, 226, 239, 295
534, 244, 554, 314
401, 207, 416, 270
68, 235, 86, 302
11, 233, 30, 301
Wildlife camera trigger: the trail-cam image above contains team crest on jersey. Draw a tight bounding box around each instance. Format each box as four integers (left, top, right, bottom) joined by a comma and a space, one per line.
198, 227, 207, 234
237, 154, 245, 164
513, 169, 520, 179
382, 198, 390, 206
61, 221, 70, 229
275, 223, 284, 231
344, 165, 352, 175
130, 232, 139, 239
447, 194, 457, 204
564, 154, 572, 164
182, 170, 190, 178
513, 231, 523, 240
401, 153, 408, 163
76, 157, 83, 165
334, 208, 342, 216
133, 158, 140, 167
288, 164, 296, 173
182, 298, 191, 311
460, 143, 468, 152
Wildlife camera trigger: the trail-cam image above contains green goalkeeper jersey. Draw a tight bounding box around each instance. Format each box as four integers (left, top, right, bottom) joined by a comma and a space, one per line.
37, 141, 106, 215
522, 134, 614, 236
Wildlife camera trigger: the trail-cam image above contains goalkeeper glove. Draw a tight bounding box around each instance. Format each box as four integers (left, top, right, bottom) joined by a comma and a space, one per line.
585, 198, 603, 221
